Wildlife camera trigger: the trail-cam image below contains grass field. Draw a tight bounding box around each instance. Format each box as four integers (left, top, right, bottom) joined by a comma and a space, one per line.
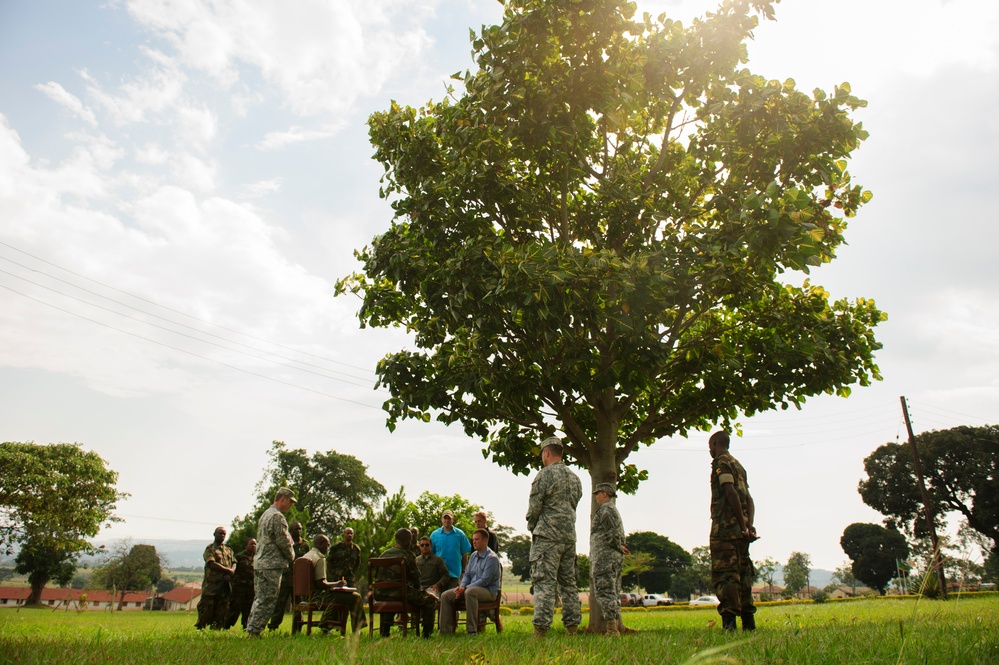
2, 595, 996, 664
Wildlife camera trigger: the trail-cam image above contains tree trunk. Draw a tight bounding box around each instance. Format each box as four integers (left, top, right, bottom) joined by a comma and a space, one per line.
584, 408, 632, 634
26, 578, 47, 606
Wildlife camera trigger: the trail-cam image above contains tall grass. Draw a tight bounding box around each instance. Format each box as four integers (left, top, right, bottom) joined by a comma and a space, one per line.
1, 595, 996, 664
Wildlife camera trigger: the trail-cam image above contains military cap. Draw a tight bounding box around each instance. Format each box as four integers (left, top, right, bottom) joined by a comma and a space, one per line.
593, 483, 616, 497
275, 487, 298, 503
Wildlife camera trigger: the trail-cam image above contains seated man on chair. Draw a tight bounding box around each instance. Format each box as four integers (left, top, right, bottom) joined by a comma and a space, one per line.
439, 529, 501, 636
302, 535, 365, 633
375, 528, 437, 638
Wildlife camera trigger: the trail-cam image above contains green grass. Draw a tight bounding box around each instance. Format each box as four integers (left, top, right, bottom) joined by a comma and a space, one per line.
1, 596, 997, 664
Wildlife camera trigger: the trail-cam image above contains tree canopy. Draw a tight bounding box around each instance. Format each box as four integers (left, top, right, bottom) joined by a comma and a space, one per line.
621, 531, 691, 594
92, 542, 164, 609
669, 545, 711, 599
339, 0, 884, 496
858, 425, 998, 555
1, 442, 125, 605
229, 441, 385, 550
783, 551, 811, 597
840, 522, 908, 595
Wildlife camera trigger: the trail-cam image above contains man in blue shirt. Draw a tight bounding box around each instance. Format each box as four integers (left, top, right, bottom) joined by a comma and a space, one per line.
439, 529, 500, 635
430, 509, 471, 591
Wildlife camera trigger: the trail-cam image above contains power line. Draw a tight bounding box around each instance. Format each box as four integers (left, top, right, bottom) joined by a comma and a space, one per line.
0, 282, 383, 410
0, 253, 376, 383
0, 239, 375, 374
0, 266, 378, 390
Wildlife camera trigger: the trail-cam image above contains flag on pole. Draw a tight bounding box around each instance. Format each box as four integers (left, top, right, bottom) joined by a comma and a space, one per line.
897, 559, 912, 572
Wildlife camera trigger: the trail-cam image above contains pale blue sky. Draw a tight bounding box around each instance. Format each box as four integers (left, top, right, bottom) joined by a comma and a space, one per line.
1, 0, 996, 571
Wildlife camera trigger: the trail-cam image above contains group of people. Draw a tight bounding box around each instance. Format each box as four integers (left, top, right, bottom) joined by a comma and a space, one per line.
195, 430, 757, 637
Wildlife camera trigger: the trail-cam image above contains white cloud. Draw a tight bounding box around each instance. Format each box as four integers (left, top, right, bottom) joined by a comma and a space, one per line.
239, 177, 284, 199
34, 82, 98, 126
124, 0, 439, 117
255, 124, 342, 150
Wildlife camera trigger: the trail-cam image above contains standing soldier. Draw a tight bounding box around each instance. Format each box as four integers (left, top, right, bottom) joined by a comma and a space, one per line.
225, 539, 256, 629
708, 430, 758, 632
195, 526, 235, 630
526, 436, 583, 638
269, 521, 311, 631
246, 487, 296, 637
327, 527, 362, 586
590, 483, 629, 636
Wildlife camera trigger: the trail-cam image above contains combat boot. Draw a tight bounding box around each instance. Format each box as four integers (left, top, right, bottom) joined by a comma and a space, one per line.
534, 625, 548, 639
741, 612, 756, 631
604, 619, 619, 636
566, 625, 578, 636
722, 614, 738, 632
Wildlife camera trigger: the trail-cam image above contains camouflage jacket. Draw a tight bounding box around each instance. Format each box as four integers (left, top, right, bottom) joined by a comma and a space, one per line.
710, 451, 751, 541
590, 500, 626, 562
526, 461, 582, 542
231, 551, 255, 592
201, 542, 235, 595
374, 546, 420, 600
327, 541, 362, 585
254, 505, 294, 570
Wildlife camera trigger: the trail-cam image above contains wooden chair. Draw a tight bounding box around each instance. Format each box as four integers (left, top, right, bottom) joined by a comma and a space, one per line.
292, 557, 348, 636
453, 567, 503, 633
367, 556, 415, 637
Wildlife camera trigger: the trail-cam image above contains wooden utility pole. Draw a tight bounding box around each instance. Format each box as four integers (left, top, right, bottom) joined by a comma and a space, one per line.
900, 396, 947, 598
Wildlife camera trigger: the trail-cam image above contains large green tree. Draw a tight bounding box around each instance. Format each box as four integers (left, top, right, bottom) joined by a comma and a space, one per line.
669, 545, 712, 599
858, 425, 999, 557
229, 441, 385, 550
340, 0, 882, 493
1, 442, 125, 605
506, 534, 532, 582
840, 522, 908, 595
783, 551, 812, 597
92, 542, 164, 610
621, 531, 691, 594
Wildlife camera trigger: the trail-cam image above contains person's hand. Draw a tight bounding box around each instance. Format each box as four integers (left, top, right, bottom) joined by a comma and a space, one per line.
332, 579, 346, 588
621, 545, 630, 555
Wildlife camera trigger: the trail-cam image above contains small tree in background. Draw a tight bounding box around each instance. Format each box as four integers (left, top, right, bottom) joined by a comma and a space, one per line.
783, 551, 812, 598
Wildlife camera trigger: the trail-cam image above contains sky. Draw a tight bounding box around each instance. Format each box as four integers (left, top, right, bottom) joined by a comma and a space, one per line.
1, 0, 997, 574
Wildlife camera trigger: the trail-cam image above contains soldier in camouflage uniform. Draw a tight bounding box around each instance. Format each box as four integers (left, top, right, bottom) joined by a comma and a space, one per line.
708, 431, 757, 632
527, 436, 583, 637
374, 528, 437, 638
195, 526, 236, 630
268, 521, 311, 631
224, 538, 256, 629
327, 527, 362, 586
246, 487, 296, 636
590, 483, 630, 636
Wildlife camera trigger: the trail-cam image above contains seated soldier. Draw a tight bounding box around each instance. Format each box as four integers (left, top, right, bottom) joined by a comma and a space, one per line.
302, 535, 365, 633
415, 536, 449, 599
375, 528, 437, 638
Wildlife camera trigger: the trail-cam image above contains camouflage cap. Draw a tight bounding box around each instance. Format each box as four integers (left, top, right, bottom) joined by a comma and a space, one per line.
540, 436, 563, 454
275, 487, 297, 503
593, 483, 616, 497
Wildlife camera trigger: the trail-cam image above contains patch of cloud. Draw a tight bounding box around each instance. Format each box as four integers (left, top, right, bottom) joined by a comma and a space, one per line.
255, 124, 342, 150
239, 177, 284, 199
34, 82, 98, 126
124, 0, 440, 118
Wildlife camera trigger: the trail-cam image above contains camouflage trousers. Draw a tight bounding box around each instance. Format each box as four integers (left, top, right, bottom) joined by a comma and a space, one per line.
591, 549, 623, 621
710, 538, 755, 617
246, 568, 283, 635
224, 587, 254, 629
530, 536, 581, 628
268, 574, 300, 630
195, 592, 229, 630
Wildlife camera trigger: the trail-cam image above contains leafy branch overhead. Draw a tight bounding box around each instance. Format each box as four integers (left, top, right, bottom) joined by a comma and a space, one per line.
338, 0, 885, 491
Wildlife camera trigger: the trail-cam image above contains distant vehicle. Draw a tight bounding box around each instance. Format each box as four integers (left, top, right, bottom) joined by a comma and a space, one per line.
624, 592, 641, 606
620, 593, 633, 606
641, 593, 673, 606
688, 595, 721, 607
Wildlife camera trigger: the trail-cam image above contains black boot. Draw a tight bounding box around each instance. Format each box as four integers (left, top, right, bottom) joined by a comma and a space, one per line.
741, 612, 756, 631
722, 614, 737, 632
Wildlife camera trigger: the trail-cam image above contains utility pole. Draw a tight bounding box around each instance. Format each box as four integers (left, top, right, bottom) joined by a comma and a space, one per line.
900, 396, 947, 599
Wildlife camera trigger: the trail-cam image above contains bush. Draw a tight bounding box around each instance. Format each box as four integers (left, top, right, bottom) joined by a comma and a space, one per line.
812, 590, 828, 604
519, 606, 533, 615
498, 606, 514, 616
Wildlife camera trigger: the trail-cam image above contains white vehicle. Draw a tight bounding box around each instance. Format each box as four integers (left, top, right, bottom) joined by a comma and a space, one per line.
688, 595, 721, 607
641, 593, 673, 606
